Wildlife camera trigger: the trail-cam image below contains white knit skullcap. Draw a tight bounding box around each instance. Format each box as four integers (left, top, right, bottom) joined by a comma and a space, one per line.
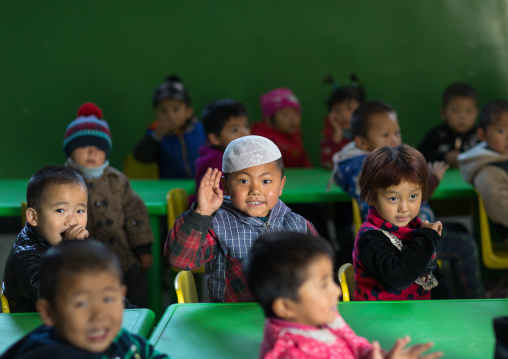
222, 135, 282, 173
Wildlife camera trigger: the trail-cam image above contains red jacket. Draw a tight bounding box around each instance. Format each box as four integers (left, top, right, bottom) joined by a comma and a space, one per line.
320, 115, 350, 170
251, 121, 312, 168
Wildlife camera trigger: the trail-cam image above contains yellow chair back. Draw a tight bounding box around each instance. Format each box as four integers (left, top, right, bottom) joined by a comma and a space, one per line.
123, 153, 159, 179
174, 270, 199, 303
476, 191, 508, 269
1, 284, 10, 313
338, 263, 355, 301
351, 198, 362, 236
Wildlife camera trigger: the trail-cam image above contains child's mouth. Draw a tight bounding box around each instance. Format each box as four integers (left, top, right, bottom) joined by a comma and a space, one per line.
87, 328, 109, 342
247, 201, 263, 206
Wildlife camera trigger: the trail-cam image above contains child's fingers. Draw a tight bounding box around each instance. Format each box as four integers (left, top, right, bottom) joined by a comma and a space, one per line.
370, 341, 383, 359
212, 169, 222, 187
200, 168, 213, 187
387, 336, 410, 356
419, 351, 444, 359
404, 342, 435, 357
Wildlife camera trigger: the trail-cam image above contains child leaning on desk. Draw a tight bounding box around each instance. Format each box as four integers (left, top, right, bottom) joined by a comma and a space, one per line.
354, 145, 451, 301
2, 166, 89, 313
459, 100, 508, 249
165, 135, 317, 302
1, 240, 168, 359
243, 232, 443, 359
64, 103, 154, 308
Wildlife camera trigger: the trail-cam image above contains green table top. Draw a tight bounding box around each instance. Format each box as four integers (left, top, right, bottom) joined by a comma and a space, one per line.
150, 299, 508, 359
0, 308, 155, 354
0, 169, 474, 217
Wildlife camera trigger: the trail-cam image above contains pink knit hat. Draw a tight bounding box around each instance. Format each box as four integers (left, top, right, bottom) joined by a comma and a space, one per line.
260, 88, 301, 119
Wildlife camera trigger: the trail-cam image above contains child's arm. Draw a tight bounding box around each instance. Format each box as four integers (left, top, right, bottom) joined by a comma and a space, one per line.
475, 167, 508, 229
358, 228, 440, 290
133, 131, 160, 163
370, 336, 442, 359
164, 168, 222, 270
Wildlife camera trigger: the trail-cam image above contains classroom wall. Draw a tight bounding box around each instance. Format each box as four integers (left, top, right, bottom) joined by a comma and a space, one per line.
2, 1, 508, 178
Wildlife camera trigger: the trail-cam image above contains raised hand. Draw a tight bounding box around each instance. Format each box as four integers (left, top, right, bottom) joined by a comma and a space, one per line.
428, 161, 449, 181
421, 220, 443, 236
195, 168, 223, 216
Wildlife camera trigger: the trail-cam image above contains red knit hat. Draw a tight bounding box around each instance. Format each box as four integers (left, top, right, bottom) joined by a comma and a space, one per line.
63, 103, 112, 158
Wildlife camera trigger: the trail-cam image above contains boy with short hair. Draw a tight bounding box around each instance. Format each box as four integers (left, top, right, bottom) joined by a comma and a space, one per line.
165, 135, 317, 303
2, 166, 89, 313
243, 232, 442, 358
189, 98, 250, 204
418, 82, 480, 168
1, 240, 168, 358
459, 100, 508, 244
64, 102, 154, 308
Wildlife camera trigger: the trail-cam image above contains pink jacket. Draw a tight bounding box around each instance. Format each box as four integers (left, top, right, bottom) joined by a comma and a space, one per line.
260, 314, 374, 359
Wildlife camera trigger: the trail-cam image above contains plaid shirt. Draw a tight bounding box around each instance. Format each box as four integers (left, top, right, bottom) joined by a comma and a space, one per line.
165, 197, 317, 302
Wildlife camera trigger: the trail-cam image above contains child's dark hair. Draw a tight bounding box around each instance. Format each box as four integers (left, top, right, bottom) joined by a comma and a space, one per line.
39, 239, 123, 306
351, 101, 395, 138
152, 75, 192, 107
479, 100, 508, 130
359, 145, 428, 204
442, 83, 477, 109
243, 232, 334, 318
27, 166, 86, 211
327, 87, 366, 112
223, 157, 284, 179
201, 99, 249, 137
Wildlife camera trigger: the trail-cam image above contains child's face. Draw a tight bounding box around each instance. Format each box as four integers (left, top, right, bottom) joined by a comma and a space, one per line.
478, 111, 508, 154
154, 98, 193, 132
289, 256, 341, 327
38, 270, 125, 353
370, 181, 422, 228
71, 146, 107, 168
209, 115, 251, 150
441, 96, 478, 134
222, 161, 286, 218
29, 184, 88, 246
357, 112, 401, 151
329, 99, 360, 130
272, 107, 301, 134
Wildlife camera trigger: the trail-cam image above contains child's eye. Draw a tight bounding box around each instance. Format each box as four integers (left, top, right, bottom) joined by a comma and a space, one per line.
410, 194, 418, 199
104, 296, 114, 303
56, 209, 64, 213
263, 180, 272, 184
239, 179, 248, 184
75, 300, 87, 308
382, 133, 389, 138
77, 209, 86, 214
389, 197, 397, 202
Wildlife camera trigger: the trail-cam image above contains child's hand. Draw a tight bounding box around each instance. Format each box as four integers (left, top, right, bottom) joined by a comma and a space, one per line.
63, 224, 89, 240
383, 336, 443, 359
138, 253, 153, 271
153, 118, 174, 140
428, 162, 449, 181
196, 168, 223, 216
444, 150, 460, 168
421, 220, 443, 236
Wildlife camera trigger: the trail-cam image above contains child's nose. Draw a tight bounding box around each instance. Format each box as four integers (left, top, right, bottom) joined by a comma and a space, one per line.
249, 182, 261, 194
399, 200, 408, 211
64, 212, 77, 226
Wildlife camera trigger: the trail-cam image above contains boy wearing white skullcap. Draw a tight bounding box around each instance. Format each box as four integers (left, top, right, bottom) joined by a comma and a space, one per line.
165, 135, 318, 302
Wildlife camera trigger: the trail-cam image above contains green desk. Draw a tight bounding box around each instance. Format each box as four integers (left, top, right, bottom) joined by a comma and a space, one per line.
0, 308, 155, 354
150, 300, 507, 359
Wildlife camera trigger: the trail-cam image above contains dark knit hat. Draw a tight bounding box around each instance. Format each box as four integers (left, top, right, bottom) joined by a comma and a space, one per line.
152, 75, 192, 107
63, 103, 112, 158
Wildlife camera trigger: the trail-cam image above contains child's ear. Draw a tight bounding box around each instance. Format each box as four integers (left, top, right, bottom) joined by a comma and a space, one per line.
208, 133, 221, 147
36, 299, 55, 327
477, 127, 486, 142
185, 106, 194, 119
221, 176, 229, 195
354, 135, 369, 151
26, 207, 38, 227
272, 297, 298, 320
279, 176, 286, 196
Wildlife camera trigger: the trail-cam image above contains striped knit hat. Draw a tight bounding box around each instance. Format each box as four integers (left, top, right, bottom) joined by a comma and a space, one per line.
63, 103, 112, 158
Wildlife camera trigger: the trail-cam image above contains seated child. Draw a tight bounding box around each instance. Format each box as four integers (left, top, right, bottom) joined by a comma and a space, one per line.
133, 75, 206, 178
251, 88, 312, 168
165, 135, 317, 302
189, 98, 251, 204
459, 100, 508, 245
2, 166, 89, 313
418, 83, 479, 168
321, 76, 365, 170
64, 103, 153, 308
355, 145, 451, 301
243, 231, 443, 359
1, 240, 168, 358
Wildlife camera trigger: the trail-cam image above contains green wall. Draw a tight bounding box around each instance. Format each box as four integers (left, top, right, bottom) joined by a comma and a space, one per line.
2, 1, 508, 178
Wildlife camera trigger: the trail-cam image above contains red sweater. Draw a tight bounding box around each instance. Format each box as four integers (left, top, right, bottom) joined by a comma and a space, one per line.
251, 121, 312, 168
